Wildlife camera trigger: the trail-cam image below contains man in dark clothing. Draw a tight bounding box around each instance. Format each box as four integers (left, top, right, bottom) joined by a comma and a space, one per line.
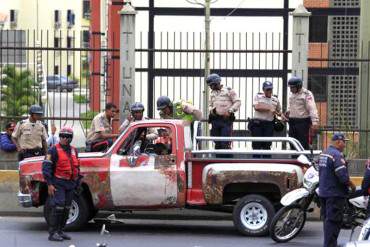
362, 160, 370, 216
0, 122, 17, 152
318, 133, 356, 247
42, 126, 81, 241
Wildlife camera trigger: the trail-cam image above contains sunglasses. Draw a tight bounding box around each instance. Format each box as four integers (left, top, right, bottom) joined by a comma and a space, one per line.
59, 134, 73, 139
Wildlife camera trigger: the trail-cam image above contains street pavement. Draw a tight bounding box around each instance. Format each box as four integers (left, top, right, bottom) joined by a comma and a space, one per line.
0, 217, 361, 247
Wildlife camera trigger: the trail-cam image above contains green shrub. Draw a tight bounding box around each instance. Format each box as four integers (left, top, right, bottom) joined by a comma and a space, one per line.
80, 110, 98, 131
73, 94, 89, 104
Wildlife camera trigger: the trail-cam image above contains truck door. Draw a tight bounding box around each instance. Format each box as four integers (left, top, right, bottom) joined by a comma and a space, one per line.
110, 124, 178, 207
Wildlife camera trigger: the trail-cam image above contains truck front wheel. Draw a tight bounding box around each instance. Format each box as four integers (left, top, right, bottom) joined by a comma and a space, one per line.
232, 194, 275, 236
44, 193, 91, 231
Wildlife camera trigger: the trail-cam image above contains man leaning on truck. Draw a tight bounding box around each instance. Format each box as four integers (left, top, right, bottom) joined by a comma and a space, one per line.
85, 103, 119, 152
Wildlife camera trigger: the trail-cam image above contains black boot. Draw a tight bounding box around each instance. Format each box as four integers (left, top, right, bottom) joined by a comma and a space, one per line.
48, 207, 64, 241
58, 207, 71, 240
48, 232, 64, 242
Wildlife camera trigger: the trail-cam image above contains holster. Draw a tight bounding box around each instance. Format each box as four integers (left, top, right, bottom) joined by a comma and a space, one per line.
208, 109, 235, 123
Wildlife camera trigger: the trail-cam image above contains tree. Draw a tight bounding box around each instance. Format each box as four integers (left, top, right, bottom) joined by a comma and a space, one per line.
1, 65, 39, 117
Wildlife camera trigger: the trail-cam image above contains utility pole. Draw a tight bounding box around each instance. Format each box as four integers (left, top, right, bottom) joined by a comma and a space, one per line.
203, 0, 211, 120
186, 0, 214, 121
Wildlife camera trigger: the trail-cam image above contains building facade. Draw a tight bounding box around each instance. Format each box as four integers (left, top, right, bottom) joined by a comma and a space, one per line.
305, 0, 361, 129
0, 0, 90, 80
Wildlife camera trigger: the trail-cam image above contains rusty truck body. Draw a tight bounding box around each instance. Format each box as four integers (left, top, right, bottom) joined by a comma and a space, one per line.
18, 120, 319, 236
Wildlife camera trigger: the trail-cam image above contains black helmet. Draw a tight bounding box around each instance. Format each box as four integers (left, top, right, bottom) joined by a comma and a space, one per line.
206, 73, 221, 86
29, 104, 43, 115
288, 76, 303, 87
130, 102, 145, 112
262, 81, 273, 90
156, 96, 172, 110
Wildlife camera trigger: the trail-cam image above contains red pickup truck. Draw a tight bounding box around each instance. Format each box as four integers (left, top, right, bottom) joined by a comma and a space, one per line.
18, 120, 314, 236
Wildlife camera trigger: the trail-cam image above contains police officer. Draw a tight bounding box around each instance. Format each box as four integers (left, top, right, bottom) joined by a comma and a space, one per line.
362, 160, 370, 216
318, 133, 356, 247
156, 96, 202, 122
86, 102, 119, 152
250, 81, 282, 158
207, 73, 241, 151
42, 126, 82, 241
283, 76, 319, 150
12, 105, 48, 161
119, 102, 157, 140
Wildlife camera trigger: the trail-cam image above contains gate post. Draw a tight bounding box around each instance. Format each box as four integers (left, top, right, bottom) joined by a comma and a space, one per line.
291, 5, 311, 87
119, 1, 137, 124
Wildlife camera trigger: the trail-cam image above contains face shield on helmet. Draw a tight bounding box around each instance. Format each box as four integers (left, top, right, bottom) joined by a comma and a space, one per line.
59, 126, 73, 144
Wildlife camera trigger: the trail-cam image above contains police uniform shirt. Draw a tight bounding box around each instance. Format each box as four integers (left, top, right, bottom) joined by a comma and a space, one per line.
86, 112, 112, 142
287, 87, 319, 125
253, 93, 281, 121
120, 116, 158, 141
12, 119, 48, 150
209, 86, 241, 116
318, 145, 350, 198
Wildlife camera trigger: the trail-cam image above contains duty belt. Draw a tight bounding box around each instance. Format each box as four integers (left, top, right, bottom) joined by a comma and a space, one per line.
288, 117, 311, 124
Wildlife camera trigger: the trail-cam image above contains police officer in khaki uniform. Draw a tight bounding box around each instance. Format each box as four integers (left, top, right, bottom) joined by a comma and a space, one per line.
250, 81, 281, 157
119, 102, 158, 140
12, 105, 48, 161
86, 103, 119, 152
156, 96, 202, 122
207, 74, 241, 152
283, 77, 319, 150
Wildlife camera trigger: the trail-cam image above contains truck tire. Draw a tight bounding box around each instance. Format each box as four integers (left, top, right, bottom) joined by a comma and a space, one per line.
44, 193, 91, 231
232, 194, 275, 236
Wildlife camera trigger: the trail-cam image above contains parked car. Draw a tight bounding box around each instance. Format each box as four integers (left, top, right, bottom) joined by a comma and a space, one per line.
46, 75, 78, 92
18, 120, 319, 235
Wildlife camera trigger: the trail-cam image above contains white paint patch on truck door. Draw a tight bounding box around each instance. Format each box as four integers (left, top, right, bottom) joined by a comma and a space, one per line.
110, 154, 178, 207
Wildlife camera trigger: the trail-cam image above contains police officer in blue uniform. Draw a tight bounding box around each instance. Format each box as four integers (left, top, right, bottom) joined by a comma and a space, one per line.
318, 133, 356, 247
362, 160, 370, 216
42, 126, 82, 241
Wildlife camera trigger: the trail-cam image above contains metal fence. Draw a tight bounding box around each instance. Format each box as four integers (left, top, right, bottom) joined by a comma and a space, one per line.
1, 29, 370, 162
135, 30, 289, 134
307, 41, 370, 159
0, 29, 119, 147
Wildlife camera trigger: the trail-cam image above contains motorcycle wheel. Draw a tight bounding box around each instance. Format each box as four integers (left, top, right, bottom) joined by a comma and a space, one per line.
269, 204, 307, 243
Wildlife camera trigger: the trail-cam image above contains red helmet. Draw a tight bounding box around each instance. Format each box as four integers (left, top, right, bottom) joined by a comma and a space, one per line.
59, 126, 73, 138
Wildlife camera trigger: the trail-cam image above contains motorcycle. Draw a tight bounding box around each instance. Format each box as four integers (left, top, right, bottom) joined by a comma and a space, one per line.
358, 215, 370, 241
269, 155, 368, 243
